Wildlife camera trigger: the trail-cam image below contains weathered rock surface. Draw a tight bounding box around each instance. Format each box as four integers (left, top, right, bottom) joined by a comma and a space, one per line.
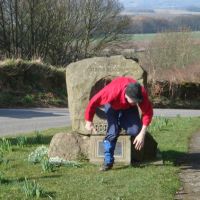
66, 55, 146, 135
131, 132, 158, 162
48, 132, 89, 160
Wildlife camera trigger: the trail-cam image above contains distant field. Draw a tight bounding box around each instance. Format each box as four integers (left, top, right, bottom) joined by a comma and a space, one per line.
120, 31, 200, 42
119, 33, 156, 41
122, 8, 200, 19
190, 31, 200, 39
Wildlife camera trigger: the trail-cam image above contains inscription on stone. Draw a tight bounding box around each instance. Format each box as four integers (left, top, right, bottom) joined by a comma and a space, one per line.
94, 123, 126, 135
94, 123, 107, 134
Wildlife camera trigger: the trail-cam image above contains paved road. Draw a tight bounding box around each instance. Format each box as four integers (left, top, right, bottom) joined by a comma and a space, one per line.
0, 108, 70, 136
153, 108, 200, 118
0, 108, 199, 136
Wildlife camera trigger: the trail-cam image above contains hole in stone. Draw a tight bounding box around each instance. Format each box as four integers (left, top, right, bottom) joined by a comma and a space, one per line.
89, 76, 114, 119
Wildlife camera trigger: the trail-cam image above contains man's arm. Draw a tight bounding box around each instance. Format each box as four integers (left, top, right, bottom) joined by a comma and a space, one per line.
85, 83, 117, 132
133, 125, 147, 150
85, 120, 97, 134
134, 88, 153, 150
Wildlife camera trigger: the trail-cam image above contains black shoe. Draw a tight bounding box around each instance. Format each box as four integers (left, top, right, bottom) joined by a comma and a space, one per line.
99, 164, 113, 172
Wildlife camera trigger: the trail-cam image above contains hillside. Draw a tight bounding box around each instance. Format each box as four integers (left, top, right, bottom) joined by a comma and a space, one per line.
0, 59, 67, 108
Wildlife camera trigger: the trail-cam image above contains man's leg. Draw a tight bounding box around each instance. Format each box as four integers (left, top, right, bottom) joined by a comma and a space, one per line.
119, 106, 142, 137
103, 104, 120, 169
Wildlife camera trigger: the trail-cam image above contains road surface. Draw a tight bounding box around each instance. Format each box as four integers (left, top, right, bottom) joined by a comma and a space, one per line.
0, 108, 199, 136
0, 108, 70, 136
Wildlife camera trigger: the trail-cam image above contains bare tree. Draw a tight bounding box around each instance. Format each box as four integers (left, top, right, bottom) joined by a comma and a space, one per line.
142, 29, 193, 76
0, 0, 129, 65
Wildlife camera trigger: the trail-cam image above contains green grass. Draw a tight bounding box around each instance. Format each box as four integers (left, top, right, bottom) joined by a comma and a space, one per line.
0, 117, 200, 200
0, 91, 67, 108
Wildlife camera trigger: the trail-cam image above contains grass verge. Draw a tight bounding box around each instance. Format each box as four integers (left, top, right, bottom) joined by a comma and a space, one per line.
0, 117, 200, 200
0, 59, 67, 108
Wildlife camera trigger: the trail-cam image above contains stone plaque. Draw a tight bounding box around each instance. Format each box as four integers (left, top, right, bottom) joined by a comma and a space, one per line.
89, 135, 131, 164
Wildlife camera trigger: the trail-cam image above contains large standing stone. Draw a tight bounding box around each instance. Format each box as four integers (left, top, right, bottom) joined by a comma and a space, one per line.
66, 55, 146, 135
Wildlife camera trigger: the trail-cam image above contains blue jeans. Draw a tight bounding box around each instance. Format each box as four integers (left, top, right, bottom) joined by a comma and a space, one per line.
103, 104, 142, 165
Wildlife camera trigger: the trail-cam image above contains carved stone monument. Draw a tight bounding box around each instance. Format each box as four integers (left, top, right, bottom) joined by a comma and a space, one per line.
48, 55, 157, 164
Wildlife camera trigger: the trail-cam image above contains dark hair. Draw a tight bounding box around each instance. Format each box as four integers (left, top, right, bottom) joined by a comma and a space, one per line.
125, 82, 143, 103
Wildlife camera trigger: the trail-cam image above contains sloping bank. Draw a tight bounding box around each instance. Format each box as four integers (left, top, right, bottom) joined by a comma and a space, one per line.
0, 59, 67, 108
0, 59, 199, 109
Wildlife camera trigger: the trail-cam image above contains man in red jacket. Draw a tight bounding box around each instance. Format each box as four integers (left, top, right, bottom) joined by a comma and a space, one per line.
85, 76, 153, 171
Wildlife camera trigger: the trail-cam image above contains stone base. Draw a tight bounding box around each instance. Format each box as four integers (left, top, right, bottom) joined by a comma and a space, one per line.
131, 132, 158, 162
48, 131, 158, 164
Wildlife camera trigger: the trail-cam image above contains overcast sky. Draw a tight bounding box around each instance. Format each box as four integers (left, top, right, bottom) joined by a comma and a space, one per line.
118, 0, 200, 9
119, 0, 132, 8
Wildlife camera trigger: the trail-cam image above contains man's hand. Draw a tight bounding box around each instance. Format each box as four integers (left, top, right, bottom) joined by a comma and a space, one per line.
133, 125, 147, 151
85, 121, 97, 134
133, 132, 145, 151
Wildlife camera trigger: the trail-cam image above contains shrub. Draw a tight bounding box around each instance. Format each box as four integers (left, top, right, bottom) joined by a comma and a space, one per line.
22, 178, 44, 198
149, 117, 170, 132
0, 171, 8, 184
28, 146, 48, 164
41, 157, 54, 172
49, 157, 82, 168
34, 131, 43, 144
22, 94, 34, 104
0, 138, 12, 153
144, 29, 194, 71
16, 136, 28, 148
0, 152, 9, 165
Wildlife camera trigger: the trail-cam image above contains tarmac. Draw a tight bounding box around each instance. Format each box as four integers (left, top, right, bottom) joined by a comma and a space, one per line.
175, 131, 200, 200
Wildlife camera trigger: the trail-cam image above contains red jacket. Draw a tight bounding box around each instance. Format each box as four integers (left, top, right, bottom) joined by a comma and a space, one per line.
85, 77, 153, 126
